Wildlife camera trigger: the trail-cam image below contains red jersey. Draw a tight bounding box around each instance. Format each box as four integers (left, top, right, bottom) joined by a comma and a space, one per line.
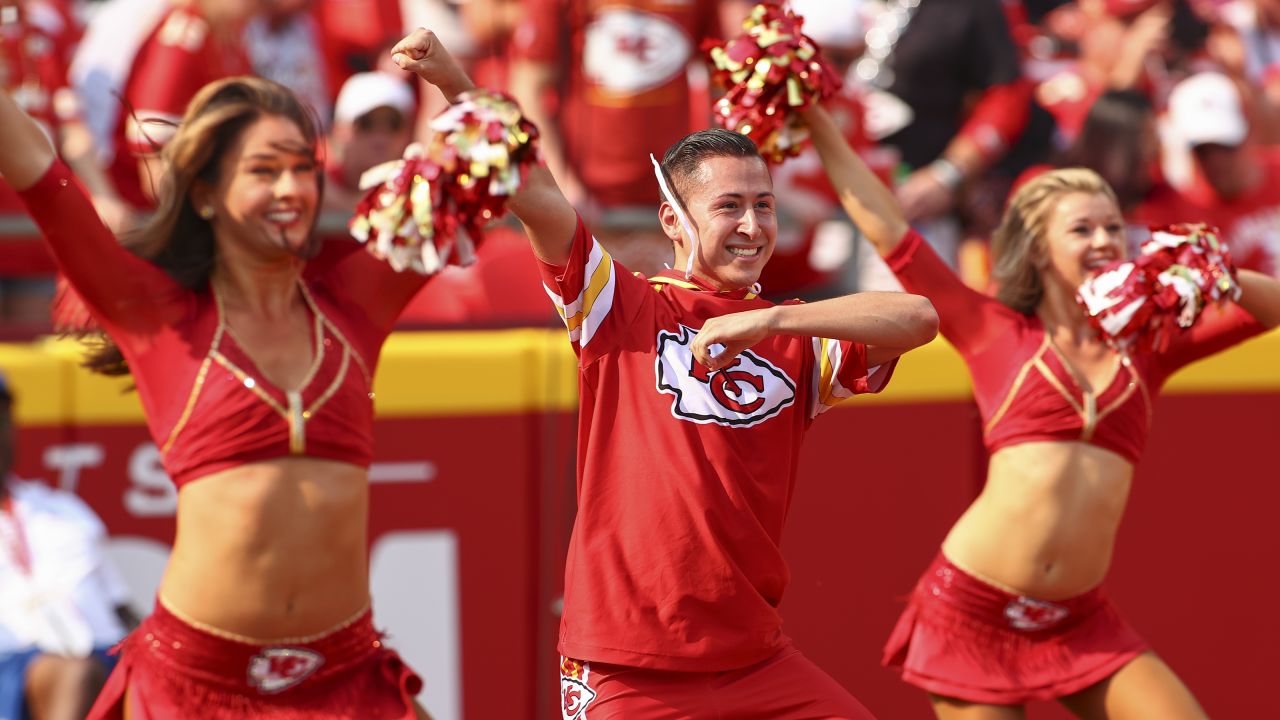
110, 6, 252, 208
0, 0, 80, 214
886, 230, 1263, 464
1138, 149, 1280, 277
513, 0, 721, 207
540, 217, 897, 671
314, 0, 403, 99
18, 160, 429, 486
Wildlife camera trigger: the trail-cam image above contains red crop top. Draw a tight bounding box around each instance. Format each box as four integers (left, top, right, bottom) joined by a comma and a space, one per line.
885, 230, 1265, 464
19, 161, 429, 486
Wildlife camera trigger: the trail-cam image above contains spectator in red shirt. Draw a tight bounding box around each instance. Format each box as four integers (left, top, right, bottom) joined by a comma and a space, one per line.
509, 0, 727, 276
1152, 70, 1280, 275
0, 0, 133, 324
71, 0, 258, 209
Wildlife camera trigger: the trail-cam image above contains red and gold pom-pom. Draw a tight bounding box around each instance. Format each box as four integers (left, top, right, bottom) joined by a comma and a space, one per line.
704, 1, 842, 162
349, 146, 459, 274
427, 89, 540, 242
1076, 223, 1240, 350
349, 90, 540, 275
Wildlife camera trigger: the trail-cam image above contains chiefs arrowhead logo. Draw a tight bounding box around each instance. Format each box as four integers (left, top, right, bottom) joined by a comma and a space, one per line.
656, 325, 796, 428
1004, 597, 1070, 631
561, 676, 597, 720
246, 647, 324, 694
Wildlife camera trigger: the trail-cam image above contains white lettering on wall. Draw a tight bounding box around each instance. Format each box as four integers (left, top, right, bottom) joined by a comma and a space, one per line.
43, 443, 105, 493
124, 443, 177, 517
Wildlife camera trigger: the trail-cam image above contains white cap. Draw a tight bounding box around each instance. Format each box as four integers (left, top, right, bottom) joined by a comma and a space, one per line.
788, 0, 864, 51
1167, 72, 1248, 148
333, 72, 416, 127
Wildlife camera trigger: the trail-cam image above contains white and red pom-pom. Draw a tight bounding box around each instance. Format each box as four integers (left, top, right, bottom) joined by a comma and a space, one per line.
349, 90, 540, 275
1076, 223, 1240, 350
704, 1, 842, 163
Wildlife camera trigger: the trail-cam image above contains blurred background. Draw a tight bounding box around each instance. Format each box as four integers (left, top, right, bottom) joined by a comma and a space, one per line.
0, 0, 1277, 717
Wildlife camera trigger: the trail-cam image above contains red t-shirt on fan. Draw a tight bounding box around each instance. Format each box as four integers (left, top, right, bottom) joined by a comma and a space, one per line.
0, 0, 80, 217
110, 6, 252, 208
539, 217, 897, 671
513, 0, 721, 208
1136, 149, 1280, 277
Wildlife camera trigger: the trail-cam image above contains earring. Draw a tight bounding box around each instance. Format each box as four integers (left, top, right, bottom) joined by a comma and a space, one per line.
198, 206, 214, 220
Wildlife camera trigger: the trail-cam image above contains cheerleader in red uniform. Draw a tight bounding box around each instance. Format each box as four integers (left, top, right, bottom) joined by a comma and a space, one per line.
0, 77, 434, 718
799, 101, 1280, 719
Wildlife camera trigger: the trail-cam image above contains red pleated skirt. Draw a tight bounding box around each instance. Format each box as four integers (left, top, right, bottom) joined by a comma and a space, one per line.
883, 553, 1148, 705
87, 600, 423, 719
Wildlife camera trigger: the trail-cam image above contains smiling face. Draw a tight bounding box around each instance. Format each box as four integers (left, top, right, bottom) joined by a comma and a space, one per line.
198, 114, 320, 261
662, 155, 777, 290
1040, 191, 1127, 292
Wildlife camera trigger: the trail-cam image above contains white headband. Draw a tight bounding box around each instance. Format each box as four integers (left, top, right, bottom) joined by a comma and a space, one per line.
650, 153, 698, 279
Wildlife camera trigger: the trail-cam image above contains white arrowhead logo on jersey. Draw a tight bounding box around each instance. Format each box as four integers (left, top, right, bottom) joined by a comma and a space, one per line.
655, 325, 796, 427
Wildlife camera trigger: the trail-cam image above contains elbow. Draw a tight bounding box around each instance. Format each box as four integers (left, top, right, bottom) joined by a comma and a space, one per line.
907, 295, 940, 347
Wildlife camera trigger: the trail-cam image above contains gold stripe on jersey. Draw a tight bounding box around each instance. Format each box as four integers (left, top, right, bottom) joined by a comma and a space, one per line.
648, 276, 759, 300
812, 337, 852, 417
544, 238, 617, 347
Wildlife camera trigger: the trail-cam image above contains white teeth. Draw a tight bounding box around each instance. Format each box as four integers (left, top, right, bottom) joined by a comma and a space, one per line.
728, 247, 760, 257
266, 210, 300, 224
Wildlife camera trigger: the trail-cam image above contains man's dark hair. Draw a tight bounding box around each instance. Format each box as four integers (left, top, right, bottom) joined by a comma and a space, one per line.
660, 129, 762, 199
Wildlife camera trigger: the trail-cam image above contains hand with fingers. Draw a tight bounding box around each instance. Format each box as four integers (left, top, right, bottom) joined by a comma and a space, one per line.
690, 308, 777, 372
390, 28, 476, 102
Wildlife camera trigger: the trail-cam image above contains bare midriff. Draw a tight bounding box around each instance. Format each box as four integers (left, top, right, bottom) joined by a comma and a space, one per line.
158, 457, 370, 640
940, 441, 1134, 601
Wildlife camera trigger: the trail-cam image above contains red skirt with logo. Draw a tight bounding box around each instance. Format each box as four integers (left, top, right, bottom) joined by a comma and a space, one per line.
87, 599, 422, 719
883, 553, 1148, 705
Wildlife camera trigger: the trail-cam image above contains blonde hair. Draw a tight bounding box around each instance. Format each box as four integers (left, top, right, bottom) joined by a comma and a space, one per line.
991, 168, 1119, 315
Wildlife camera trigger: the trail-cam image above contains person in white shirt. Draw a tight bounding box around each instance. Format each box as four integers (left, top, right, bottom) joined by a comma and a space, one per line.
0, 371, 137, 720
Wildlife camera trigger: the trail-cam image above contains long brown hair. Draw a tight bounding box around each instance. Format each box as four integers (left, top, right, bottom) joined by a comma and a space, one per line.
84, 77, 322, 375
991, 168, 1118, 315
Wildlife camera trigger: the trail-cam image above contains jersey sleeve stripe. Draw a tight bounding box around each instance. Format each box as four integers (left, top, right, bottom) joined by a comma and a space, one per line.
543, 238, 617, 346
811, 337, 853, 418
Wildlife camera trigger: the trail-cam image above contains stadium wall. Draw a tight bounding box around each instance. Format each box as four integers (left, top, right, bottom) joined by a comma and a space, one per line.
1, 329, 1276, 719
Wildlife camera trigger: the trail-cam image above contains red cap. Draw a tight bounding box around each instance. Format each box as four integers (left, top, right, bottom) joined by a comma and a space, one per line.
1103, 0, 1161, 18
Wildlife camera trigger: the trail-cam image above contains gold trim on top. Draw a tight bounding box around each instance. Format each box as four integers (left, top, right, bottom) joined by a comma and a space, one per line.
287, 390, 305, 454
212, 282, 325, 395
306, 345, 350, 417
1042, 340, 1123, 442
983, 336, 1049, 436
211, 350, 288, 417
1094, 355, 1142, 428
160, 320, 226, 454
156, 594, 371, 645
307, 285, 371, 388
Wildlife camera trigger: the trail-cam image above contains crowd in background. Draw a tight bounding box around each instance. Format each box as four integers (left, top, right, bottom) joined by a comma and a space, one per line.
1, 0, 1279, 329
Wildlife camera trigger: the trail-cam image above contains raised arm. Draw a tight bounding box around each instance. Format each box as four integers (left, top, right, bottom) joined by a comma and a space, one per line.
391, 28, 578, 266
0, 86, 57, 189
691, 292, 939, 371
800, 102, 910, 256
1237, 270, 1280, 329
800, 100, 1021, 356
0, 86, 184, 331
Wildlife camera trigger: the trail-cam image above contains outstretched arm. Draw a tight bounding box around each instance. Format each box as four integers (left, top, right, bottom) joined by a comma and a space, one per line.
690, 292, 938, 371
391, 28, 578, 266
800, 102, 909, 256
1238, 270, 1280, 329
0, 88, 57, 189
